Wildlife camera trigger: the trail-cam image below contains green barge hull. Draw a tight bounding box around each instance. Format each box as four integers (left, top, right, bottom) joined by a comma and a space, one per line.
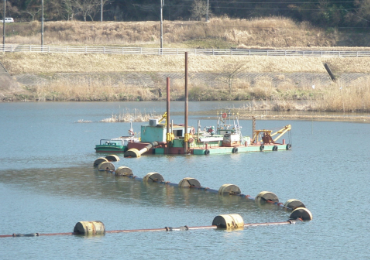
152, 143, 291, 155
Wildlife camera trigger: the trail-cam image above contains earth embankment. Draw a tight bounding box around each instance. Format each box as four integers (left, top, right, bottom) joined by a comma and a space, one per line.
0, 52, 370, 115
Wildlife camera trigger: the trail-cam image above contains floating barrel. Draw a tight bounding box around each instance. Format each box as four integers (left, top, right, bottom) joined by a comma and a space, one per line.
105, 155, 120, 162
212, 214, 244, 229
115, 166, 133, 176
97, 162, 115, 172
255, 191, 279, 203
218, 184, 241, 195
73, 221, 105, 235
143, 172, 164, 182
289, 207, 313, 221
93, 157, 108, 168
124, 148, 141, 158
284, 199, 306, 210
178, 177, 201, 188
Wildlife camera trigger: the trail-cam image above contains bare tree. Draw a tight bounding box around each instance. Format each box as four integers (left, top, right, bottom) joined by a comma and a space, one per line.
62, 0, 77, 20
217, 61, 246, 94
191, 0, 209, 21
24, 7, 42, 21
355, 0, 370, 26
74, 0, 109, 21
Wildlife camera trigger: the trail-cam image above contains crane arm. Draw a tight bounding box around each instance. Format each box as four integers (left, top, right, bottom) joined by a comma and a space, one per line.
271, 125, 291, 142
158, 112, 167, 125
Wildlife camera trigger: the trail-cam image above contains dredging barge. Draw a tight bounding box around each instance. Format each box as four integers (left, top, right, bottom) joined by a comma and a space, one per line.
95, 53, 291, 157
121, 112, 291, 157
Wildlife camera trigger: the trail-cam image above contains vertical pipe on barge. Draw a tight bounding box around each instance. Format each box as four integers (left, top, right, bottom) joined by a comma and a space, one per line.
166, 77, 171, 154
185, 52, 189, 154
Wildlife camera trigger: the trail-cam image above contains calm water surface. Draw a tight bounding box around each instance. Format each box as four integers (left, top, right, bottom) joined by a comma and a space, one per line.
0, 102, 369, 259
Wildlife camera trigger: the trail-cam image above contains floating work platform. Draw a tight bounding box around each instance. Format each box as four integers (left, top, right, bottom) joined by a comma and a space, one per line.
95, 55, 292, 157
118, 112, 292, 157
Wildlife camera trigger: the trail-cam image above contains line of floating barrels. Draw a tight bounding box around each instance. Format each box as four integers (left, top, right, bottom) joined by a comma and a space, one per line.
0, 155, 313, 239
94, 156, 313, 220
1, 214, 303, 238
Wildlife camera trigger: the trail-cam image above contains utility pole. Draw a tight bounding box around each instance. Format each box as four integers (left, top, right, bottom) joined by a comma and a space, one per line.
101, 0, 103, 22
3, 0, 6, 49
41, 0, 44, 46
206, 0, 209, 22
160, 0, 163, 50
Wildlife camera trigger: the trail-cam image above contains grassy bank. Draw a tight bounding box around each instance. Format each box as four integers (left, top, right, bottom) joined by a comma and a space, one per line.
2, 17, 332, 47
1, 52, 370, 112
5, 17, 370, 48
1, 16, 370, 113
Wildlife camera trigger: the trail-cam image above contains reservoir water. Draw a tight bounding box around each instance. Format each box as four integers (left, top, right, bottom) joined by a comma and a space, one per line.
0, 101, 369, 259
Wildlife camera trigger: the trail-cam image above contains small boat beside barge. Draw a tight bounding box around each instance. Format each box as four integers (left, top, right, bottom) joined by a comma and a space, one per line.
95, 122, 139, 153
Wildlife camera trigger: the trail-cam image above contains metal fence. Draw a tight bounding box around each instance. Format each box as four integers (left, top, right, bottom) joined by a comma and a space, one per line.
2, 44, 370, 57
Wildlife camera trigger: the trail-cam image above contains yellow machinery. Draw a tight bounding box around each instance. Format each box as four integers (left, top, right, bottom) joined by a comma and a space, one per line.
158, 112, 167, 125
157, 112, 176, 142
252, 124, 291, 144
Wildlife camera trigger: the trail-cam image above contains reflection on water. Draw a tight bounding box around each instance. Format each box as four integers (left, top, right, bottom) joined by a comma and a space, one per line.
1, 102, 370, 259
1, 167, 285, 223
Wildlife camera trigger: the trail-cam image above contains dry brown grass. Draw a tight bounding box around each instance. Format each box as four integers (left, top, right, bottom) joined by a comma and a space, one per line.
2, 27, 370, 112
101, 109, 159, 122
314, 79, 370, 112
5, 52, 370, 80
30, 78, 157, 101
1, 53, 330, 74
3, 17, 364, 48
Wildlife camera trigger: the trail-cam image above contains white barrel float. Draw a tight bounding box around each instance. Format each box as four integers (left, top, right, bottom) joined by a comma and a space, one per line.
124, 148, 141, 158
212, 214, 244, 229
143, 172, 164, 182
284, 199, 306, 210
218, 184, 241, 195
255, 191, 279, 203
93, 157, 108, 168
289, 207, 313, 221
178, 177, 201, 188
98, 162, 115, 172
115, 166, 133, 176
105, 155, 120, 162
73, 221, 105, 235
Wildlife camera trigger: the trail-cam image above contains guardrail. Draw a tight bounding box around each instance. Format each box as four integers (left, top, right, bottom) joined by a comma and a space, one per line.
1, 44, 370, 57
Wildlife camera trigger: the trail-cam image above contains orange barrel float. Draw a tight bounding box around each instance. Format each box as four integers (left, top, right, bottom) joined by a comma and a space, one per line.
97, 162, 115, 172
212, 214, 244, 230
124, 148, 141, 158
143, 172, 164, 182
105, 155, 120, 162
178, 177, 201, 188
289, 207, 313, 221
255, 191, 279, 203
218, 184, 241, 195
115, 166, 133, 176
93, 157, 108, 168
73, 221, 105, 236
284, 199, 306, 210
